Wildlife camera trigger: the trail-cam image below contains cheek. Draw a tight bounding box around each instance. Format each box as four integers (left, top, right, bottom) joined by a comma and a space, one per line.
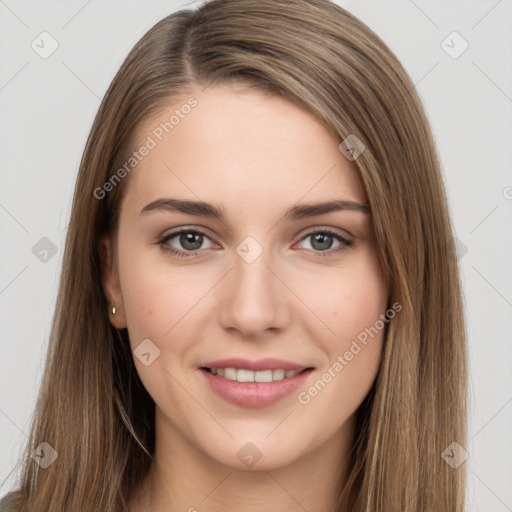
293, 297, 387, 441
299, 259, 388, 408
334, 279, 388, 346
300, 250, 388, 347
117, 255, 223, 410
296, 250, 388, 391
116, 245, 207, 410
117, 234, 207, 346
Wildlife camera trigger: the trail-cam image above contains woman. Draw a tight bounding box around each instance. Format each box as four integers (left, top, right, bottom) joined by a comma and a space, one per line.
0, 0, 467, 510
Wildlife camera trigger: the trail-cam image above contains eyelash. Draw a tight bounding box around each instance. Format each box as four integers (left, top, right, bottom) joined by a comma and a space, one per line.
156, 227, 353, 259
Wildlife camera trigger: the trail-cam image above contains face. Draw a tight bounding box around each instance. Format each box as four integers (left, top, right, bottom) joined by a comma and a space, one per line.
100, 83, 389, 471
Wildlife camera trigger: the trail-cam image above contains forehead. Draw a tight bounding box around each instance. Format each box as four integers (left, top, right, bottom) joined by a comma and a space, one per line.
122, 84, 366, 216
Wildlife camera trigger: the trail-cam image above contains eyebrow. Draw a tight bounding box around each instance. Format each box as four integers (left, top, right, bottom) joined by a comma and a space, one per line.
140, 198, 370, 222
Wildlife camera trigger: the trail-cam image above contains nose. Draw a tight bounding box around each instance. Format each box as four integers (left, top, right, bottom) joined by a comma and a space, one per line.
218, 244, 291, 339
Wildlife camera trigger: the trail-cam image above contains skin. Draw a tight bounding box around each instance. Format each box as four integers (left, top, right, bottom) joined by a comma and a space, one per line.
100, 83, 389, 512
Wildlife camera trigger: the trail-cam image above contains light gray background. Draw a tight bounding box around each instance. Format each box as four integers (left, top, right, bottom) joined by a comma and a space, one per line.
1, 1, 511, 510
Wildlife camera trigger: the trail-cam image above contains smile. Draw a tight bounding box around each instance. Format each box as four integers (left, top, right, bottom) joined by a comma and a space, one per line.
198, 358, 314, 407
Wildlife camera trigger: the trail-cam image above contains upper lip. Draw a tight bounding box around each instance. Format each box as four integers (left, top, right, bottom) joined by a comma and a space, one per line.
200, 357, 312, 372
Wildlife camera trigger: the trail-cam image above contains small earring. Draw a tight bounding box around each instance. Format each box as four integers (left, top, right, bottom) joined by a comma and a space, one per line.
112, 305, 116, 315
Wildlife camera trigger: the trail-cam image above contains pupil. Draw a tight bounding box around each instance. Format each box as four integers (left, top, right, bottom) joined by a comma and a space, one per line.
181, 232, 202, 251
311, 233, 332, 251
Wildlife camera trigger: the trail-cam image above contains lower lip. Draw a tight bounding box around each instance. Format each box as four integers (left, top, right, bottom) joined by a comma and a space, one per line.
199, 368, 314, 407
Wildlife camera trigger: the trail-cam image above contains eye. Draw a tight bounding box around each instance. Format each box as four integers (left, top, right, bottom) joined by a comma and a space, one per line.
156, 227, 353, 259
157, 228, 217, 258
296, 229, 353, 257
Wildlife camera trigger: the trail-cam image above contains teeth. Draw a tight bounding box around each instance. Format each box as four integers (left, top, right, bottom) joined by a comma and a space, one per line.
224, 368, 237, 380
272, 369, 285, 380
255, 370, 272, 383
237, 369, 254, 382
209, 367, 300, 382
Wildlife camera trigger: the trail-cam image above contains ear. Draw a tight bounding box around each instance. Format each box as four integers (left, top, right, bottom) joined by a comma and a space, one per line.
98, 235, 127, 329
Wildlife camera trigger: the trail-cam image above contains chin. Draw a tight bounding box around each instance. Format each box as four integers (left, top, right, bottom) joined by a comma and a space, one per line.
199, 433, 309, 471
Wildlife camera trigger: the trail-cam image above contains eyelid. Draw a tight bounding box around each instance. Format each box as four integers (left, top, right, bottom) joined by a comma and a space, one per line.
298, 226, 353, 242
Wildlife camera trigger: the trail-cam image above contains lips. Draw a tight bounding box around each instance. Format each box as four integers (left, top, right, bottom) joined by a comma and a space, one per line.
199, 357, 314, 407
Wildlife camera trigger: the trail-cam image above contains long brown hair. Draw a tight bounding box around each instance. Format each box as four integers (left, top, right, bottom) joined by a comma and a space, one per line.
1, 1, 467, 510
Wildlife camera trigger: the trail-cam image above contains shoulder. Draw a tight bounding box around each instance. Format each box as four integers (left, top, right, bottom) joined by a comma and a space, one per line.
0, 491, 17, 512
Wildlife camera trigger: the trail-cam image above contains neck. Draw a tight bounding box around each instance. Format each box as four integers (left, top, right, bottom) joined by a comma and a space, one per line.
129, 407, 355, 512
